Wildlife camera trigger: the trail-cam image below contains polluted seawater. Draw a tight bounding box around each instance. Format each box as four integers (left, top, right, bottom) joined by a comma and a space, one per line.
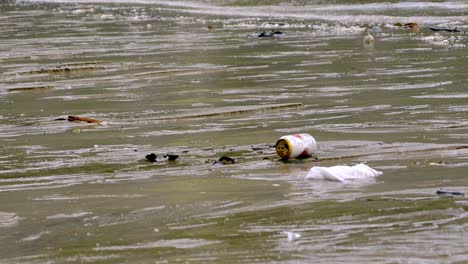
1, 0, 468, 263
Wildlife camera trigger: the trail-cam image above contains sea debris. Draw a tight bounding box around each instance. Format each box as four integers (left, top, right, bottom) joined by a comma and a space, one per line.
25, 62, 107, 75
394, 22, 419, 32
7, 85, 54, 92
145, 153, 157, 162
145, 153, 179, 162
436, 190, 465, 197
276, 133, 317, 160
282, 231, 301, 242
248, 31, 283, 38
67, 115, 102, 124
164, 154, 179, 161
217, 156, 235, 165
429, 27, 465, 33
363, 31, 375, 47
306, 163, 382, 183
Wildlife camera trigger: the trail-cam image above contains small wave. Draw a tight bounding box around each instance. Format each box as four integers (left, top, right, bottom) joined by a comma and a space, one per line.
94, 238, 219, 251
0, 212, 19, 227
420, 33, 467, 48
413, 93, 468, 99
21, 0, 468, 25
46, 211, 92, 219
21, 231, 49, 241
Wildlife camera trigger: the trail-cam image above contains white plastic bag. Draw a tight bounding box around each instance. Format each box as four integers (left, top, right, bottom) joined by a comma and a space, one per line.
305, 163, 382, 183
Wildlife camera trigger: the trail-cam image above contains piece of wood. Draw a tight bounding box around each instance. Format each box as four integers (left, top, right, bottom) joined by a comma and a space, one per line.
67, 115, 102, 124
7, 85, 54, 92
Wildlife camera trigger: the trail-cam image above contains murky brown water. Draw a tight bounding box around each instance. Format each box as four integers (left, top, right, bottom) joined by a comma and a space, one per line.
1, 0, 468, 263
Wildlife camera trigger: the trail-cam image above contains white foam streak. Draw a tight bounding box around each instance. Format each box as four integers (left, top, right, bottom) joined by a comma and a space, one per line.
94, 238, 219, 251
21, 0, 468, 24
0, 212, 19, 227
46, 211, 92, 219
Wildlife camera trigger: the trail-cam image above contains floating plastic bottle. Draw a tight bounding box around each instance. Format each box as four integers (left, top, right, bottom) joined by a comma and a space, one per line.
275, 133, 317, 160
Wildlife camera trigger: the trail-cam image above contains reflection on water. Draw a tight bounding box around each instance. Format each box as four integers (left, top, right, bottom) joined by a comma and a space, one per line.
1, 0, 468, 262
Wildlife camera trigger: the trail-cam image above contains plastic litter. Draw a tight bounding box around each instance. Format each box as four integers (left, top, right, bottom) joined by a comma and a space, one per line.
276, 133, 317, 160
145, 153, 179, 162
248, 31, 283, 38
305, 163, 382, 183
145, 153, 157, 162
429, 27, 465, 33
68, 115, 102, 124
217, 156, 235, 165
394, 22, 419, 32
363, 31, 374, 47
282, 231, 301, 242
436, 190, 465, 197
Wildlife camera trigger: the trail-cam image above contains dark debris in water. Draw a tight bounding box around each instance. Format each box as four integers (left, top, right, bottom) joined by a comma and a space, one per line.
7, 85, 54, 92
27, 64, 105, 75
164, 154, 179, 161
248, 31, 283, 38
217, 156, 235, 165
251, 144, 275, 151
429, 27, 465, 33
146, 153, 179, 162
68, 115, 102, 124
145, 153, 157, 162
436, 190, 465, 197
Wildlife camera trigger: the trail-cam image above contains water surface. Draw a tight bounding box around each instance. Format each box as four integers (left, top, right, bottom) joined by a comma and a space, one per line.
1, 0, 468, 263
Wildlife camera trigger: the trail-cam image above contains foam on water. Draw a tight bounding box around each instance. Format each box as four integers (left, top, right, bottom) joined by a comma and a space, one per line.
21, 231, 49, 241
46, 211, 92, 219
94, 238, 220, 251
0, 212, 19, 227
21, 0, 468, 25
420, 33, 467, 48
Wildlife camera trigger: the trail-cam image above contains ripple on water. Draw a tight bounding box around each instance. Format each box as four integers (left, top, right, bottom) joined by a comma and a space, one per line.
46, 211, 92, 219
0, 212, 19, 228
413, 93, 468, 99
94, 238, 220, 251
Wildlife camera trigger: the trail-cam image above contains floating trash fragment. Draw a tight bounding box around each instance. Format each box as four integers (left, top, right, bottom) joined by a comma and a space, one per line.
145, 153, 157, 162
145, 153, 178, 162
394, 22, 419, 32
68, 115, 102, 124
429, 27, 465, 33
429, 161, 445, 166
436, 190, 465, 197
282, 231, 301, 242
306, 163, 382, 182
217, 156, 235, 165
275, 133, 317, 160
7, 85, 54, 92
28, 65, 104, 74
164, 154, 179, 161
248, 31, 283, 38
363, 31, 374, 47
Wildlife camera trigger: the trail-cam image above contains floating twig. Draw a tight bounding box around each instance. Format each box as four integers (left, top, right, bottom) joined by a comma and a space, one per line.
67, 115, 102, 124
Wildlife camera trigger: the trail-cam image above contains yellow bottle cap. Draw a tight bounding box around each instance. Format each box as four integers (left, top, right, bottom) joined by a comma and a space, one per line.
275, 139, 291, 159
